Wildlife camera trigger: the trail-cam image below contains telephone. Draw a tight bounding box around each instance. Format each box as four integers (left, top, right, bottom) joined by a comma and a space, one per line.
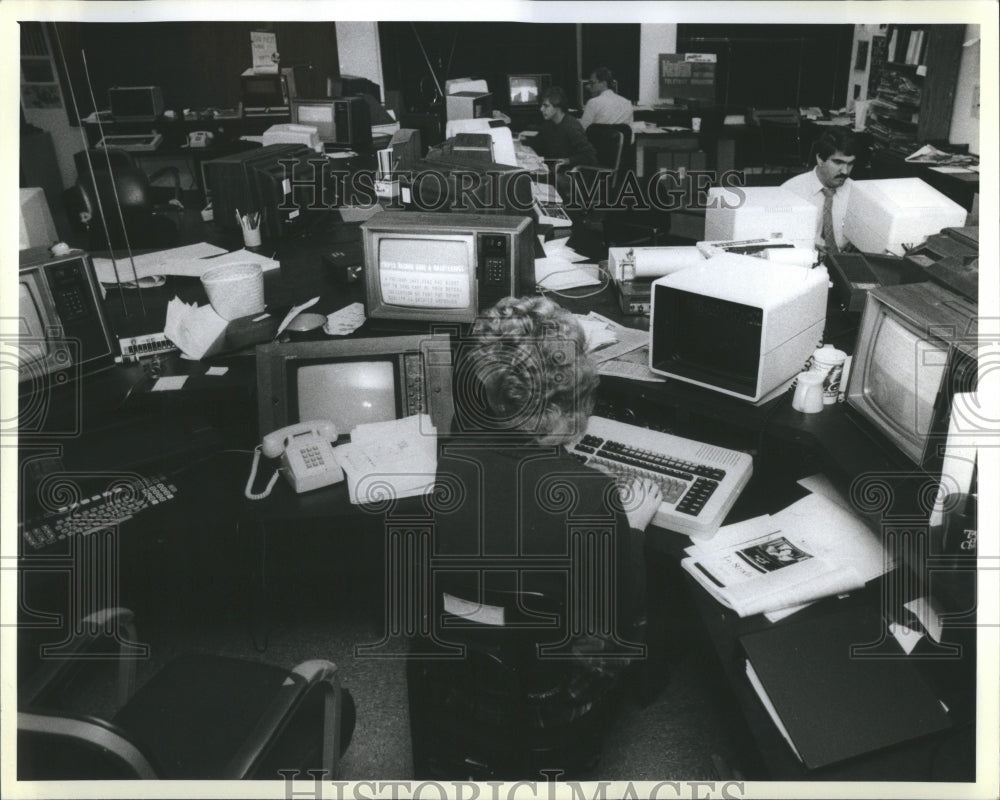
245, 420, 343, 500
187, 130, 213, 148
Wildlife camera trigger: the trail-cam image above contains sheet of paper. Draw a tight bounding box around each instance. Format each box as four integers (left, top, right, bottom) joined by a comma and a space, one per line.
163, 297, 228, 361
151, 375, 189, 391
93, 242, 228, 284
251, 30, 278, 73
276, 297, 320, 337
597, 348, 666, 382
205, 366, 229, 376
324, 302, 367, 336
201, 248, 281, 272
889, 622, 924, 655
542, 237, 589, 262
576, 317, 618, 353
930, 165, 974, 174
904, 596, 945, 643
534, 257, 602, 291
796, 473, 853, 511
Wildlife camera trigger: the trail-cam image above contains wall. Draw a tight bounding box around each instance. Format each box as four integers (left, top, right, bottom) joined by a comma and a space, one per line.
335, 22, 385, 96
638, 24, 677, 106
949, 24, 979, 153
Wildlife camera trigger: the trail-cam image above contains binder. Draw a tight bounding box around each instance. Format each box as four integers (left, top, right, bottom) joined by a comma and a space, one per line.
740, 605, 951, 769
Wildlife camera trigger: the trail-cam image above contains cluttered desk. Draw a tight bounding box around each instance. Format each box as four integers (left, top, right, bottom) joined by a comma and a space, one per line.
14, 119, 982, 781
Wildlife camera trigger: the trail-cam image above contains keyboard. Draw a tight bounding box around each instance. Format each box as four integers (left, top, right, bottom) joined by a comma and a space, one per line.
21, 474, 177, 551
96, 133, 163, 152
567, 416, 753, 538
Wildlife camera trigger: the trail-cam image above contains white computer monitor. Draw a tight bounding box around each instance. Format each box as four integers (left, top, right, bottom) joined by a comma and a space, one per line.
844, 178, 968, 256
705, 186, 819, 250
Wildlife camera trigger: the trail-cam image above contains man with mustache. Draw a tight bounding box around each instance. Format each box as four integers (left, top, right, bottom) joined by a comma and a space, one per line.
781, 127, 862, 253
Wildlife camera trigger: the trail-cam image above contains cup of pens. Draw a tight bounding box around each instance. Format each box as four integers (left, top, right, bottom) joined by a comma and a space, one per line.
236, 209, 262, 248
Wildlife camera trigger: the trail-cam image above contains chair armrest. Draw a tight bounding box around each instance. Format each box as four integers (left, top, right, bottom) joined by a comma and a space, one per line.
223, 659, 342, 779
148, 165, 182, 202
18, 710, 159, 779
19, 607, 139, 708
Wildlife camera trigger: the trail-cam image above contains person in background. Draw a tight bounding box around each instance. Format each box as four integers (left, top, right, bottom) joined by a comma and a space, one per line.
520, 86, 598, 199
581, 66, 634, 129
781, 127, 863, 253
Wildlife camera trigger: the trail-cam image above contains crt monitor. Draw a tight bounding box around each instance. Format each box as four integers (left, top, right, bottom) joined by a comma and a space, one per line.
844, 178, 968, 256
705, 186, 819, 250
649, 254, 829, 403
360, 211, 535, 326
255, 334, 455, 439
508, 74, 551, 107
846, 281, 977, 470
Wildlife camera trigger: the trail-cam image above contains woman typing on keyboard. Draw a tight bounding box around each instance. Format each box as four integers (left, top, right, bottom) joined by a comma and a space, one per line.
414, 296, 662, 774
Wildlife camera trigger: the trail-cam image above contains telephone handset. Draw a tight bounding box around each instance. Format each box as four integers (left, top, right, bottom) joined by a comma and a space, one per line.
246, 420, 343, 500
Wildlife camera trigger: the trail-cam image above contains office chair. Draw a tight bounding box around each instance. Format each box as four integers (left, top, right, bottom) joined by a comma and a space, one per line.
567, 123, 666, 247
67, 148, 184, 251
18, 607, 351, 779
407, 582, 623, 780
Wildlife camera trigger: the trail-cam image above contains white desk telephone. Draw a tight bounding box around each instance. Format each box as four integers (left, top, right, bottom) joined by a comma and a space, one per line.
245, 420, 344, 500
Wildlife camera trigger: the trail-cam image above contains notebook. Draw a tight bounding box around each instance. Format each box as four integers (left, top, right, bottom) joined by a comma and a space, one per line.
740, 604, 951, 770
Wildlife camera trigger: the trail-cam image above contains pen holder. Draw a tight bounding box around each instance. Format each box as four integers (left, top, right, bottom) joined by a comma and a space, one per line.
201, 262, 265, 320
242, 226, 262, 248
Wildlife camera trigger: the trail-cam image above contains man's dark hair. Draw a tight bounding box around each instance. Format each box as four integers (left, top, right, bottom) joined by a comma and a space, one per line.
591, 66, 614, 85
541, 86, 569, 112
814, 127, 864, 161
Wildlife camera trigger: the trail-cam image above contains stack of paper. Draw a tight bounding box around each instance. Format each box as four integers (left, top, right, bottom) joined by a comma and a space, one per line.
682, 492, 892, 620
333, 414, 438, 505
535, 239, 601, 291
163, 298, 228, 360
93, 243, 279, 286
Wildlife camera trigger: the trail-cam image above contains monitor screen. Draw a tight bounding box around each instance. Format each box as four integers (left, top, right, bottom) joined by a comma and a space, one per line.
508, 74, 550, 107
377, 238, 473, 310
297, 360, 398, 433
651, 289, 762, 397
293, 102, 336, 141
242, 75, 287, 108
859, 311, 948, 450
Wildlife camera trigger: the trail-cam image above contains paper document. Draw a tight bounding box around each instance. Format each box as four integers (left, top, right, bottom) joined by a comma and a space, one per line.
681, 492, 892, 618
324, 302, 367, 336
163, 298, 228, 361
93, 242, 228, 284
333, 414, 438, 504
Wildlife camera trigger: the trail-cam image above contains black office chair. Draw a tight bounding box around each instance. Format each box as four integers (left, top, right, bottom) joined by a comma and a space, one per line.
67, 148, 184, 251
18, 607, 352, 779
407, 581, 624, 780
568, 123, 666, 247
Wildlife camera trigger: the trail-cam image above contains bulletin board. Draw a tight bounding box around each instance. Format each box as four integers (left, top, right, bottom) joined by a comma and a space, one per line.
659, 53, 717, 102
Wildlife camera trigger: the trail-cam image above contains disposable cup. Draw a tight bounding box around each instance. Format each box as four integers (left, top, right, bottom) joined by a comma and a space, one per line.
200, 262, 265, 320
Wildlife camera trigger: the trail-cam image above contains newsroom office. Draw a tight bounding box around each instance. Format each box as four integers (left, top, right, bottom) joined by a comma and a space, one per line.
11, 16, 988, 784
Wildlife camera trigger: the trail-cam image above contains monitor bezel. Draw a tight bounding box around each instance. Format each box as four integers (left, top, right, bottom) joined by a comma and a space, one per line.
255, 334, 455, 439
846, 285, 978, 471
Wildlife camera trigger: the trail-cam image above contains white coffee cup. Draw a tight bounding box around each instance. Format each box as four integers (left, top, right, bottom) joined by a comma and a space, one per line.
810, 344, 848, 404
792, 371, 825, 414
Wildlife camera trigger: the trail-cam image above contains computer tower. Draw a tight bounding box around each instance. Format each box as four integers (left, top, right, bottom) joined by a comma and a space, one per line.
332, 96, 372, 147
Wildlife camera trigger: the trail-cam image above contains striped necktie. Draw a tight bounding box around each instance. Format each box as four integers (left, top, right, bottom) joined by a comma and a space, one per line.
821, 187, 839, 253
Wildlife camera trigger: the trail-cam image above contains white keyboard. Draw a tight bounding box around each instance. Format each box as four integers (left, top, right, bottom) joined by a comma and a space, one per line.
567, 416, 753, 539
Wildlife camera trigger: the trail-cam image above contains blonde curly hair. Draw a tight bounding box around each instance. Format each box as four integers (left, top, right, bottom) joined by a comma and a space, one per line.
458, 296, 598, 445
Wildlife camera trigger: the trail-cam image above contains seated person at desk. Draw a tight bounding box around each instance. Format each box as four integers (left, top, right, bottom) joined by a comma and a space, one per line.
781, 127, 861, 253
520, 87, 598, 198
581, 67, 634, 129
432, 296, 662, 702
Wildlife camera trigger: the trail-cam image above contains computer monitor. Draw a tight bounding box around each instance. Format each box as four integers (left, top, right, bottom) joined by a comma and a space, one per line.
360, 211, 535, 326
291, 97, 372, 147
507, 74, 551, 108
705, 186, 819, 250
649, 254, 829, 403
844, 178, 968, 256
241, 73, 291, 114
846, 281, 977, 470
255, 334, 455, 439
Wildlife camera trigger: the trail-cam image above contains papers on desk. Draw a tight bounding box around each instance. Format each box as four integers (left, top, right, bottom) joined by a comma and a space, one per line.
93, 244, 279, 286
333, 414, 438, 504
535, 239, 602, 291
163, 297, 228, 361
575, 312, 665, 383
682, 491, 893, 620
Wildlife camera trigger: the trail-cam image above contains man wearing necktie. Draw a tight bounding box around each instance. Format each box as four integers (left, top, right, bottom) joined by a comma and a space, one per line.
782, 128, 861, 253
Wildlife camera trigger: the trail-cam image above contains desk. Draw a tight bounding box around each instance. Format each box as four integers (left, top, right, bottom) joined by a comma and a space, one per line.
13, 211, 980, 783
